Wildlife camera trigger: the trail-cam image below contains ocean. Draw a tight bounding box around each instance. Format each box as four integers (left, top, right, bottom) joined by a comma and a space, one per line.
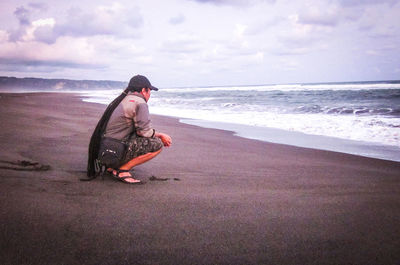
81, 80, 400, 162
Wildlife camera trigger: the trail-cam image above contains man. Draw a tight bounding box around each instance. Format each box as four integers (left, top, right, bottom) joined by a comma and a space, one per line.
87, 75, 172, 184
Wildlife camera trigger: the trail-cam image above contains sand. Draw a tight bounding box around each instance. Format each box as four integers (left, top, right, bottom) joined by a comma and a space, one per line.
0, 92, 399, 265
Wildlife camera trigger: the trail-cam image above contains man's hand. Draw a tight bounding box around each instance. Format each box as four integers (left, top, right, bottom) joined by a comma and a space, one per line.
155, 132, 172, 147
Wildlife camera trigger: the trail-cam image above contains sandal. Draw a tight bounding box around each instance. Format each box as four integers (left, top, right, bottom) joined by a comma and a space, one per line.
111, 169, 145, 185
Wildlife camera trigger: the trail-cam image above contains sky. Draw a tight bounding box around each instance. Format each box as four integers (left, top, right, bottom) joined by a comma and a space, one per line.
0, 0, 399, 87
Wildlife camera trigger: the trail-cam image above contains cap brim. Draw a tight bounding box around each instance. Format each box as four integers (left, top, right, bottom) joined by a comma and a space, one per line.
150, 85, 158, 91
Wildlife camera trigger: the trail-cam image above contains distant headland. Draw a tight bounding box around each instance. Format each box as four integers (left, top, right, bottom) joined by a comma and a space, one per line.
0, 76, 126, 91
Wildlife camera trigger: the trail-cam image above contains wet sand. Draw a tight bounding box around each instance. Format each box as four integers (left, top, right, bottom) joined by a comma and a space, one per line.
0, 93, 399, 265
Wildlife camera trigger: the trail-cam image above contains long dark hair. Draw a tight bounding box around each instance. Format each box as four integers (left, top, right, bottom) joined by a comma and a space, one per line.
86, 87, 131, 178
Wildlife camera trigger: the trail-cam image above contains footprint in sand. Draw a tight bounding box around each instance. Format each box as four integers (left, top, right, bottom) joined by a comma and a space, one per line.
0, 160, 51, 171
149, 176, 181, 181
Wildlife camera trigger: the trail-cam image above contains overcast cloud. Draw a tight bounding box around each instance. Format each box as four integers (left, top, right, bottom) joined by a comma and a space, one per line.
0, 0, 399, 87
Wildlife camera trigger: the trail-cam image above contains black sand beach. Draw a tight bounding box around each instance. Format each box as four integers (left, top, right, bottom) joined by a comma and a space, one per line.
1, 93, 399, 265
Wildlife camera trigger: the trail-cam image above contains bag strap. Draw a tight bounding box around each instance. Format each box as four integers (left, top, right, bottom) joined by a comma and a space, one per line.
81, 159, 105, 181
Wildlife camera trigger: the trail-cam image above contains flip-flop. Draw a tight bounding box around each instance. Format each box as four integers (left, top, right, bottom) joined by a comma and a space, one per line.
112, 169, 145, 185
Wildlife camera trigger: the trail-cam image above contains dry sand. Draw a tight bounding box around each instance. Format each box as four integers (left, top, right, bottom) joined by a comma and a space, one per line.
0, 92, 399, 265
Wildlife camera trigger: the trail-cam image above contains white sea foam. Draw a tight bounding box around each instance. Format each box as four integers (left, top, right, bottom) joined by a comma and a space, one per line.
161, 82, 400, 93
81, 89, 120, 104
149, 103, 400, 148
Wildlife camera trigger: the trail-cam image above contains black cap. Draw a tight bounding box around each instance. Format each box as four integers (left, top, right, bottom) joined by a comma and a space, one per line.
128, 75, 158, 91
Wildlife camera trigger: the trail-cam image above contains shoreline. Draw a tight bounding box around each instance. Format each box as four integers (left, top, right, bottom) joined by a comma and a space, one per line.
180, 118, 400, 163
81, 90, 400, 163
2, 91, 397, 163
1, 92, 400, 265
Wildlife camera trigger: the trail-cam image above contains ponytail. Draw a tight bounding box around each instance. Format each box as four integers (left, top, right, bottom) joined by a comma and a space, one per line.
86, 87, 130, 178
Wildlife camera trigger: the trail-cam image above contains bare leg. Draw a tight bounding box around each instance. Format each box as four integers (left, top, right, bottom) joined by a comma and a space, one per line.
113, 149, 162, 183
120, 149, 162, 170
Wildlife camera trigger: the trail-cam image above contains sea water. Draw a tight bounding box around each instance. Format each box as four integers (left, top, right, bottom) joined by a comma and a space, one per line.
81, 81, 400, 162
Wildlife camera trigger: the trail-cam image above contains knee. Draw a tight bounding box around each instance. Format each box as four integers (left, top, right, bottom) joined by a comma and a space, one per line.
154, 147, 162, 155
154, 138, 163, 151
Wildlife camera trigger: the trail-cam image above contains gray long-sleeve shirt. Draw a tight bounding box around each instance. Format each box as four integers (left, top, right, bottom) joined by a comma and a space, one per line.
104, 92, 155, 140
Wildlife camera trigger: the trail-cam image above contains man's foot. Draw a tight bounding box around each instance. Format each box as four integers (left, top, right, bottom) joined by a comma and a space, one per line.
112, 169, 143, 184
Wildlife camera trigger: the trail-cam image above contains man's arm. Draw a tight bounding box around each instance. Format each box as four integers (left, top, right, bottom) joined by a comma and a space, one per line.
135, 102, 172, 147
135, 103, 155, 137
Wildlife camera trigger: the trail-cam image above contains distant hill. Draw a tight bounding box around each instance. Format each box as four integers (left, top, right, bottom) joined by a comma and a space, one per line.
0, 76, 127, 91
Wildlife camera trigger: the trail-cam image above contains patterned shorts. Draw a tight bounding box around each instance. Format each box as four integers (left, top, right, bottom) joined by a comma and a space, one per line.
123, 136, 163, 163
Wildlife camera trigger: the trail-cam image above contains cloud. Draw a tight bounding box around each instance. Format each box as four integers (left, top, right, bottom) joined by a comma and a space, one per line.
160, 39, 201, 54
358, 2, 400, 38
337, 0, 399, 7
9, 3, 53, 42
159, 35, 203, 54
0, 57, 103, 69
169, 14, 185, 25
14, 6, 31, 25
8, 6, 31, 41
8, 5, 51, 42
294, 0, 398, 29
0, 30, 8, 42
7, 3, 144, 45
297, 4, 341, 27
188, 0, 275, 6
278, 17, 316, 45
273, 13, 335, 56
0, 35, 103, 72
245, 17, 282, 35
28, 2, 48, 11
33, 19, 56, 44
276, 58, 300, 71
52, 4, 143, 41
